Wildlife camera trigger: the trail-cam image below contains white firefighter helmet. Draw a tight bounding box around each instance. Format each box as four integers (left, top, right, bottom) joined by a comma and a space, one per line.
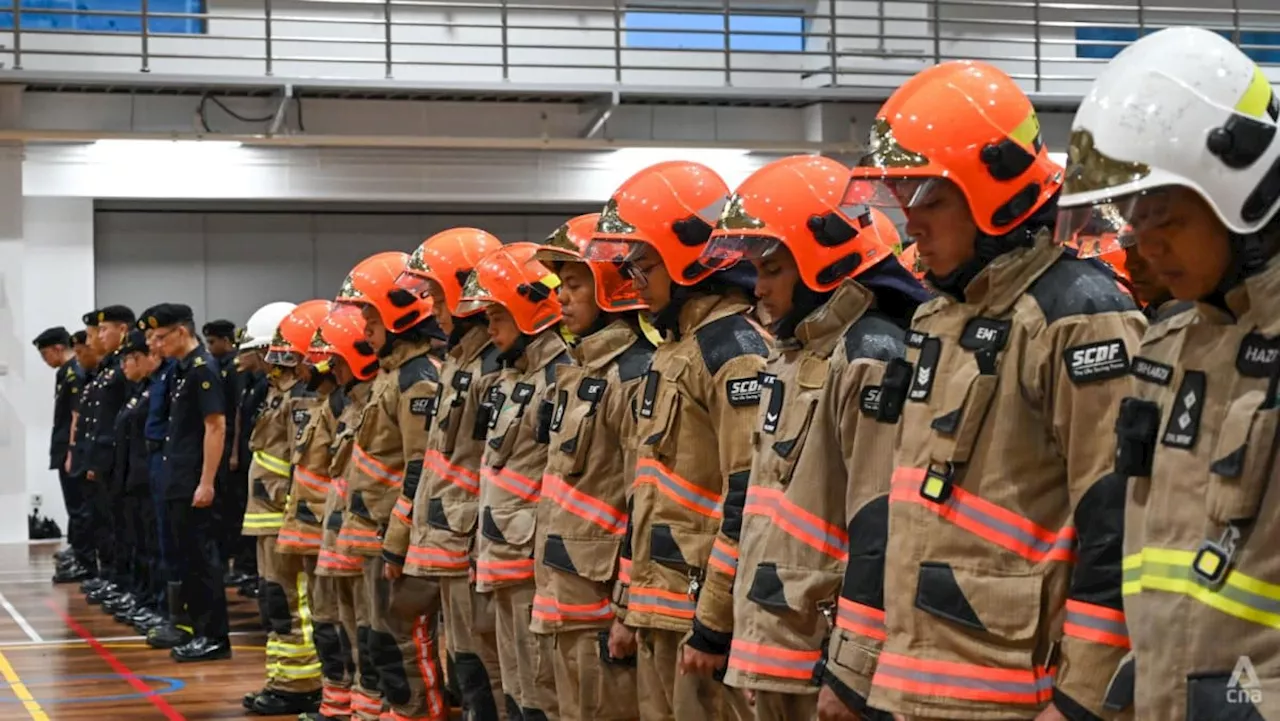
240, 301, 296, 351
1056, 27, 1280, 257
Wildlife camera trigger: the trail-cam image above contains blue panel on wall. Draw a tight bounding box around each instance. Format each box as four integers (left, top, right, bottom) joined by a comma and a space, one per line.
625, 10, 803, 52
0, 0, 205, 34
1076, 25, 1280, 63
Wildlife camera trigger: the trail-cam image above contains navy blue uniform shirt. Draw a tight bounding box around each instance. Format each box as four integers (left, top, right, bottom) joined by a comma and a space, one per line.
163, 345, 225, 502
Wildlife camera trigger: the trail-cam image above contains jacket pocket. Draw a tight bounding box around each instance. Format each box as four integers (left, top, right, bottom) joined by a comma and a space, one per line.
437, 391, 465, 456
648, 523, 713, 574
481, 505, 537, 548
746, 562, 841, 616
928, 364, 999, 466
1207, 389, 1278, 524
541, 534, 622, 583
914, 561, 1043, 667
485, 404, 524, 468
766, 399, 818, 486
638, 365, 684, 462
428, 496, 478, 536
554, 401, 598, 478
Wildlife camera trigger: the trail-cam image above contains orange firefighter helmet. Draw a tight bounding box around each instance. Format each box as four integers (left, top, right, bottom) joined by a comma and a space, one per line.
266, 299, 333, 366
535, 213, 647, 312
456, 242, 563, 335
347, 251, 435, 334
399, 228, 504, 316
319, 304, 379, 381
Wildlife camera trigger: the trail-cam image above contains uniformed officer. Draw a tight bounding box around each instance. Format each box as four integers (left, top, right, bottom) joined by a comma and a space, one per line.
389, 227, 507, 721
146, 302, 233, 662
582, 160, 767, 721
529, 216, 655, 721
204, 318, 246, 578
36, 327, 92, 583
81, 305, 137, 606
697, 157, 929, 721
1057, 26, 1280, 720
822, 61, 1145, 721
69, 327, 102, 596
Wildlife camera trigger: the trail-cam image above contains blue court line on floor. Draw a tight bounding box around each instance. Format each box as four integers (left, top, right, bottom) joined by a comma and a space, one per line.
0, 674, 184, 704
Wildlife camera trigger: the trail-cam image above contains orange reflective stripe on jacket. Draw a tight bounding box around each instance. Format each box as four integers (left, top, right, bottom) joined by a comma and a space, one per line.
744, 486, 848, 562
629, 587, 696, 620
332, 477, 348, 500
635, 458, 721, 519
317, 549, 363, 572
425, 449, 480, 496
352, 444, 404, 487
278, 529, 322, 549
1063, 599, 1130, 649
542, 474, 627, 535
481, 467, 542, 503
531, 594, 615, 624
293, 466, 331, 495
406, 545, 470, 571
475, 558, 535, 585
392, 496, 412, 525
873, 652, 1055, 706
708, 537, 738, 578
890, 467, 1076, 563
338, 527, 382, 550
727, 639, 822, 681
618, 558, 632, 584
837, 598, 886, 641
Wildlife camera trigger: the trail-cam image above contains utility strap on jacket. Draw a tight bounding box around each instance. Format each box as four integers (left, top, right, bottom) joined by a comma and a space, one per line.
1123, 548, 1280, 629
254, 450, 292, 478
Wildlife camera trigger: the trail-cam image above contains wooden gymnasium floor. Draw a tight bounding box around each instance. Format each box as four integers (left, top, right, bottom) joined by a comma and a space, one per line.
0, 542, 277, 720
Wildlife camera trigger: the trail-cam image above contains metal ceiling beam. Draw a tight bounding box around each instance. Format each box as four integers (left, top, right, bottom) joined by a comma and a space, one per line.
579, 91, 619, 139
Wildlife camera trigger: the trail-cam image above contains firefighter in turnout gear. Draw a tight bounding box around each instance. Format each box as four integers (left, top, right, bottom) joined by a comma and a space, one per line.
698, 156, 929, 721
337, 251, 446, 721
389, 227, 508, 721
452, 241, 571, 721
582, 160, 767, 721
312, 304, 381, 721
1057, 27, 1280, 720
530, 214, 654, 721
822, 60, 1146, 721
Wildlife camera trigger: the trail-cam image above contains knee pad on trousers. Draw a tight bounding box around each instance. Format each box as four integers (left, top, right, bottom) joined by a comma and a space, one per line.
356, 626, 380, 691
337, 624, 356, 676
313, 622, 345, 682
504, 695, 523, 721
262, 581, 292, 635
368, 629, 411, 706
522, 708, 548, 721
454, 653, 499, 721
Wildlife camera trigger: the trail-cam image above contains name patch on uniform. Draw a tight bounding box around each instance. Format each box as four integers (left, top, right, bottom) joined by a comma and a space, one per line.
1236, 333, 1280, 378
409, 397, 433, 416
726, 377, 762, 407
292, 408, 310, 426
452, 370, 472, 392
270, 396, 283, 409
761, 374, 782, 434
908, 338, 941, 403
860, 386, 881, 416
905, 330, 927, 349
1162, 370, 1206, 450
1064, 340, 1130, 384
959, 317, 1011, 352
1131, 356, 1173, 386
639, 371, 659, 419
578, 378, 607, 404
512, 382, 536, 407
550, 390, 568, 433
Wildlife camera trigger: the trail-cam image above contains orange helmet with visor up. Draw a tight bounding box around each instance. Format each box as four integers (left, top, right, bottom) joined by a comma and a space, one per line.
399, 228, 504, 316
534, 213, 647, 313
456, 242, 563, 335
266, 299, 333, 367
319, 304, 378, 381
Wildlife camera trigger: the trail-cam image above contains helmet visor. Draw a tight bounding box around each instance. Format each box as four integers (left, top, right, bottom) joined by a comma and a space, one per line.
394, 270, 433, 300
843, 176, 944, 213
1054, 188, 1172, 258
264, 349, 302, 366
703, 234, 783, 264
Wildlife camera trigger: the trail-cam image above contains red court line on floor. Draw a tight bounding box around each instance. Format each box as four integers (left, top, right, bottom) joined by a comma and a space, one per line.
43, 599, 185, 721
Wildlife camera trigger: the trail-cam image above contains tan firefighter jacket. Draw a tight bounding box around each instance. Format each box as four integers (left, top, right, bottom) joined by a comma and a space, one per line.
724, 280, 905, 696
245, 373, 313, 536
832, 239, 1146, 720
531, 319, 654, 634
1118, 255, 1280, 720
317, 380, 372, 577
279, 387, 344, 555
335, 338, 439, 558
473, 328, 571, 592
383, 324, 501, 576
625, 291, 770, 642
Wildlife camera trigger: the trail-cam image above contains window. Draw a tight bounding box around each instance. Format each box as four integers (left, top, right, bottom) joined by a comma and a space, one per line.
0, 0, 206, 34
1076, 26, 1280, 63
624, 9, 805, 52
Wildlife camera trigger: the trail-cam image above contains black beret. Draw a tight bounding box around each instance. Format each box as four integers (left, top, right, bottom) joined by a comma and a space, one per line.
202, 319, 237, 340
121, 329, 150, 356
71, 330, 88, 345
32, 326, 71, 349
142, 303, 194, 329
96, 305, 136, 326
82, 309, 100, 327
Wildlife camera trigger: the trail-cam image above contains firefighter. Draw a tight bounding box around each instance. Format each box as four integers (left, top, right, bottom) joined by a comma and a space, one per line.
241, 300, 327, 715
1056, 26, 1280, 720
237, 326, 273, 599
448, 241, 571, 720
527, 215, 655, 721
387, 227, 508, 721
311, 304, 381, 721
581, 160, 767, 721
336, 251, 445, 721
696, 156, 929, 721
818, 60, 1146, 721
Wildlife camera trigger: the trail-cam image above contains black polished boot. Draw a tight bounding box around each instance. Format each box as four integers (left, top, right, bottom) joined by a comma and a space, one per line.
249, 689, 320, 716
171, 636, 231, 662
52, 562, 92, 584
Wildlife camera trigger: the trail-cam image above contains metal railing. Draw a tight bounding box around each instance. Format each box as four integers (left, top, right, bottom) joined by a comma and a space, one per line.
0, 0, 1278, 97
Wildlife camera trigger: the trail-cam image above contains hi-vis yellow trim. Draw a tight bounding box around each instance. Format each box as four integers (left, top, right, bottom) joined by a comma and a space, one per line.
639, 313, 664, 347
1122, 548, 1280, 629
1008, 109, 1042, 148
1236, 66, 1273, 119
243, 512, 285, 530
265, 572, 322, 682
254, 450, 292, 478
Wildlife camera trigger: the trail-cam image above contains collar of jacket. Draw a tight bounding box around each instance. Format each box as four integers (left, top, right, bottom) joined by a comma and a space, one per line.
669, 290, 755, 342
781, 278, 875, 357
449, 323, 491, 368
919, 230, 1061, 320
1223, 251, 1280, 329
345, 378, 374, 406
271, 371, 299, 393
178, 344, 207, 370
570, 318, 637, 372
380, 337, 433, 372
512, 327, 568, 374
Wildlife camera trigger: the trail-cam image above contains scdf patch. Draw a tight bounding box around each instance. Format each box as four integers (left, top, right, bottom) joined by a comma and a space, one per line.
1064, 339, 1129, 384
726, 377, 762, 407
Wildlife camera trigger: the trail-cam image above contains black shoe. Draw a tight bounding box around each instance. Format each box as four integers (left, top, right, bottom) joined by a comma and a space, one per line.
128, 606, 159, 626
250, 689, 321, 716
53, 563, 92, 584
239, 581, 261, 599
54, 549, 73, 563
134, 611, 166, 633
146, 623, 192, 649
104, 593, 137, 614
80, 577, 107, 593
86, 585, 117, 604
171, 636, 231, 663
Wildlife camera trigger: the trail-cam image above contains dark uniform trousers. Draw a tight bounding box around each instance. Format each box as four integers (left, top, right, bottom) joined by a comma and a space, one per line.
165, 501, 230, 640
113, 486, 155, 599
59, 468, 93, 567
86, 478, 116, 580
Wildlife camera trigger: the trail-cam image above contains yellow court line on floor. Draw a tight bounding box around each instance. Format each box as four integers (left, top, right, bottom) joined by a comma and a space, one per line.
0, 649, 49, 720
0, 641, 265, 652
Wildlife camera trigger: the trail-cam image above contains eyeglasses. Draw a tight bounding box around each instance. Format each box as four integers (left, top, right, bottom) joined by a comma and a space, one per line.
620, 260, 661, 290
